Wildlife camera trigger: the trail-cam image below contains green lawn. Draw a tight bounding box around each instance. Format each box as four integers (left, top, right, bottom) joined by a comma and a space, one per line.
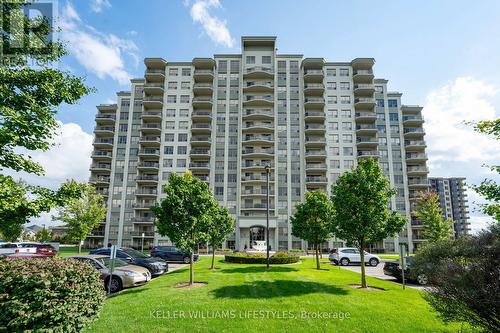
86, 257, 465, 333
378, 254, 400, 260
57, 246, 89, 257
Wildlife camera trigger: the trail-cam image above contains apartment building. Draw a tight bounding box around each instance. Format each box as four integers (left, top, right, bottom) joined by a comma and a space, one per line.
87, 36, 429, 253
429, 177, 471, 236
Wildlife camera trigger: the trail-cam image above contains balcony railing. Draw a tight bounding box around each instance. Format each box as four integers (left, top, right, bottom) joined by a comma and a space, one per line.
244, 109, 274, 117
304, 97, 325, 103
138, 162, 159, 168
90, 163, 111, 169
242, 203, 275, 209
142, 111, 162, 117
246, 66, 272, 73
245, 81, 273, 88
144, 96, 163, 102
190, 149, 211, 155
193, 83, 213, 88
305, 136, 326, 143
192, 97, 213, 103
139, 136, 161, 143
305, 163, 327, 169
304, 83, 325, 89
136, 189, 158, 195
356, 137, 378, 143
404, 128, 425, 134
242, 189, 275, 195
194, 69, 214, 75
305, 150, 326, 156
192, 124, 212, 129
305, 111, 325, 117
243, 135, 274, 141
304, 70, 324, 75
403, 115, 423, 122
245, 95, 274, 102
305, 124, 326, 130
242, 148, 274, 155
95, 126, 114, 132
92, 151, 112, 157
137, 175, 159, 181
145, 69, 165, 75
242, 175, 275, 181
189, 162, 210, 168
95, 114, 116, 120
243, 162, 274, 168
141, 123, 161, 130
244, 123, 274, 129
354, 83, 374, 89
354, 98, 376, 104
354, 69, 373, 75
93, 138, 114, 145
405, 140, 426, 146
357, 151, 379, 157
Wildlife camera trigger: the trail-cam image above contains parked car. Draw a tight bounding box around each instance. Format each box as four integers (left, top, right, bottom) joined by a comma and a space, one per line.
68, 255, 151, 293
0, 243, 37, 255
89, 247, 168, 276
150, 246, 199, 263
383, 256, 429, 285
329, 247, 381, 266
18, 242, 57, 256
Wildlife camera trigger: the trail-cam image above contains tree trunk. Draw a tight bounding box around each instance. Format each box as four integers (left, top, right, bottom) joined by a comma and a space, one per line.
78, 242, 82, 254
189, 252, 194, 285
315, 244, 320, 270
360, 241, 367, 288
210, 245, 215, 270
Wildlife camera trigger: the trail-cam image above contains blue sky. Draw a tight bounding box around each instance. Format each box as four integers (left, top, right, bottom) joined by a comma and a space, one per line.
20, 0, 500, 231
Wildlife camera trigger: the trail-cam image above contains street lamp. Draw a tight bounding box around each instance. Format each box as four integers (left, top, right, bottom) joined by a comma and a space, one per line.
265, 164, 271, 270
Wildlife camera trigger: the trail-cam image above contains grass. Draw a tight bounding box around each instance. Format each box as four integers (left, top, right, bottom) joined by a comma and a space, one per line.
57, 245, 89, 257
86, 257, 466, 333
378, 254, 400, 260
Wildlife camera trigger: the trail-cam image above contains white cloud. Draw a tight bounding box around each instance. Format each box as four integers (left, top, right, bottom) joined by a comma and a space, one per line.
90, 0, 112, 13
187, 0, 234, 48
60, 3, 138, 85
469, 216, 495, 234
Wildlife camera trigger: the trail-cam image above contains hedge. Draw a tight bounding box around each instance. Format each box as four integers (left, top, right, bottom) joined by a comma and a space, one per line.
224, 251, 300, 264
0, 257, 106, 332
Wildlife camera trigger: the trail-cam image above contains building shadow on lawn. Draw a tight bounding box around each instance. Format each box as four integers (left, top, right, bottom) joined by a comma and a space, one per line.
212, 280, 349, 299
220, 266, 299, 274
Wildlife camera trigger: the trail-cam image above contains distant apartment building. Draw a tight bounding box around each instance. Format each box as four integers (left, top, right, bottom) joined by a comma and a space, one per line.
87, 36, 430, 253
429, 177, 471, 236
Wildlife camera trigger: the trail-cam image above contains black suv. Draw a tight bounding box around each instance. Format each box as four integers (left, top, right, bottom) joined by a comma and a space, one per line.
150, 246, 199, 263
90, 247, 168, 276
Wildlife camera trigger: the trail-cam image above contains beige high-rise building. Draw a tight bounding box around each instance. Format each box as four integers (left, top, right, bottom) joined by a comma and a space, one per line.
87, 36, 429, 253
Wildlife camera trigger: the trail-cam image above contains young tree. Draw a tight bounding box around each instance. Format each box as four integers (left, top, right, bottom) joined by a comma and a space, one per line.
35, 228, 51, 242
53, 184, 107, 253
331, 159, 407, 288
290, 190, 335, 269
413, 191, 453, 242
151, 172, 216, 285
206, 206, 235, 270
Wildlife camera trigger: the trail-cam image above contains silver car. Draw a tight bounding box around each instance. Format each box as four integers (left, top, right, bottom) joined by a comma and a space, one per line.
329, 247, 381, 266
68, 255, 151, 293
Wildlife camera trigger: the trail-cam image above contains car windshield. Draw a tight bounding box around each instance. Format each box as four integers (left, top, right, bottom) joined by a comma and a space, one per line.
122, 248, 149, 258
98, 257, 129, 268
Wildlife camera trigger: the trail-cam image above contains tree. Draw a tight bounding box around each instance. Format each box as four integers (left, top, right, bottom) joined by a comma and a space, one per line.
413, 191, 453, 242
1, 0, 93, 175
151, 172, 216, 285
206, 206, 235, 270
53, 184, 107, 253
0, 177, 85, 241
469, 119, 500, 224
290, 190, 335, 269
331, 158, 407, 288
413, 224, 500, 332
35, 228, 51, 242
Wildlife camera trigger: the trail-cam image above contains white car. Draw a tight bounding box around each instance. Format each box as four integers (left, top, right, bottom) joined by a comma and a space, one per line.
329, 247, 380, 266
0, 243, 37, 255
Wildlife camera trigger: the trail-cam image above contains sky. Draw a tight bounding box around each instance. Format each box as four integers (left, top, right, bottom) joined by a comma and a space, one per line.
13, 0, 500, 232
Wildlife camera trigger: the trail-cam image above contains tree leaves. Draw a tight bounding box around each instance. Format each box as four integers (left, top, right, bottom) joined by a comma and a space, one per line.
413, 191, 453, 242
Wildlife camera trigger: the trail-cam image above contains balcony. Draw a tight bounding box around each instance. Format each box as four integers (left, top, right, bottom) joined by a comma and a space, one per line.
241, 189, 275, 197
407, 166, 429, 176
193, 69, 214, 82
356, 137, 378, 148
355, 111, 377, 122
354, 97, 376, 109
357, 150, 379, 159
303, 69, 324, 82
304, 83, 325, 95
91, 150, 112, 160
191, 123, 212, 134
305, 136, 326, 147
144, 68, 165, 81
241, 175, 275, 183
243, 95, 274, 107
143, 96, 163, 108
139, 136, 161, 146
190, 149, 211, 157
408, 178, 430, 189
243, 66, 273, 79
94, 126, 114, 136
136, 188, 158, 197
305, 163, 327, 171
241, 203, 275, 210
242, 135, 274, 145
305, 123, 326, 134
95, 114, 116, 124
193, 83, 214, 95
140, 123, 162, 134
241, 162, 274, 171
243, 81, 274, 93
353, 83, 375, 95
353, 69, 374, 83
191, 110, 212, 122
89, 176, 110, 184
136, 174, 159, 184
305, 150, 327, 159
143, 82, 164, 95
193, 174, 210, 182
138, 149, 160, 157
304, 97, 325, 108
189, 162, 210, 171
133, 216, 156, 224
403, 127, 425, 138
243, 109, 274, 120
191, 136, 212, 146
95, 188, 109, 196
141, 111, 162, 121
243, 122, 274, 133
406, 153, 428, 162
304, 111, 326, 121
131, 231, 155, 238
305, 176, 328, 184
192, 96, 213, 108
134, 202, 155, 210
405, 140, 426, 151
355, 124, 377, 135
90, 163, 111, 172
403, 115, 424, 126
242, 148, 274, 157
137, 162, 160, 171
93, 138, 114, 148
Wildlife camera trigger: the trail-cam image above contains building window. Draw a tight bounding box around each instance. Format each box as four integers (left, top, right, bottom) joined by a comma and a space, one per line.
180, 95, 190, 103
178, 133, 188, 142
344, 160, 354, 169
262, 56, 271, 64
340, 96, 351, 104
375, 85, 383, 93
164, 146, 173, 155
167, 95, 176, 103
388, 99, 398, 108
215, 187, 224, 196
181, 68, 191, 76
181, 82, 190, 89
163, 159, 173, 167
340, 82, 350, 90
342, 122, 352, 130
341, 109, 351, 118
167, 82, 177, 89
339, 68, 349, 76
343, 147, 353, 156
246, 56, 255, 64
326, 68, 336, 77
168, 68, 178, 76
376, 99, 385, 107
177, 146, 187, 154
177, 159, 186, 168
326, 82, 337, 90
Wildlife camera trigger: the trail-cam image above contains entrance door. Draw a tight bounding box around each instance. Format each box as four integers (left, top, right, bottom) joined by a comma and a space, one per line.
249, 226, 265, 248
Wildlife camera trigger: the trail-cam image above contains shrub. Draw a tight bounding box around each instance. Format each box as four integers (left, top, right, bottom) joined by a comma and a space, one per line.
0, 257, 106, 332
413, 224, 500, 332
225, 251, 300, 264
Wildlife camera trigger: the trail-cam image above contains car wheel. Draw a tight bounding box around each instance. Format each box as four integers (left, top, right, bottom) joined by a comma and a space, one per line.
369, 258, 379, 267
340, 258, 350, 266
183, 256, 191, 264
417, 274, 428, 285
106, 276, 123, 293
